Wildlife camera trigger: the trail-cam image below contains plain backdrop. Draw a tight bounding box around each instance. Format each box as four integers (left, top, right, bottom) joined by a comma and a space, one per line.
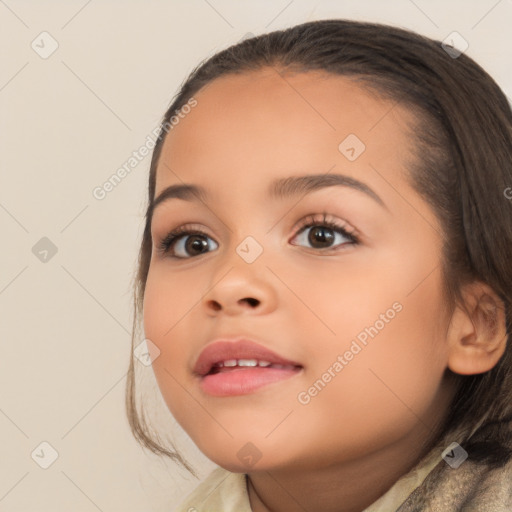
1, 0, 511, 510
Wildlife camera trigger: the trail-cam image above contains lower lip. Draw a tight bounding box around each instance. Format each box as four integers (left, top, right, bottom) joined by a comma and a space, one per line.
199, 367, 302, 397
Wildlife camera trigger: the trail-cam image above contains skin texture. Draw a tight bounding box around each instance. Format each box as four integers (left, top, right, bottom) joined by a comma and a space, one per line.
143, 68, 507, 512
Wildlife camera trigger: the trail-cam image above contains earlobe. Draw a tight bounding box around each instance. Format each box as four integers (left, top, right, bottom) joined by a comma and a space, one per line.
446, 282, 508, 376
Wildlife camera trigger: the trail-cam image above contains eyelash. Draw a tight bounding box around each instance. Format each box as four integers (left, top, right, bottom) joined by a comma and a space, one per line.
157, 212, 360, 259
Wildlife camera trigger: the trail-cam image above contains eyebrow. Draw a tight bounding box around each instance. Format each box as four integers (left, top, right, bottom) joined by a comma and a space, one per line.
150, 173, 387, 215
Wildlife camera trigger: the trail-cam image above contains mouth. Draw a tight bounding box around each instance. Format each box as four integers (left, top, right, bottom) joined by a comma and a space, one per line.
194, 339, 303, 397
208, 359, 299, 374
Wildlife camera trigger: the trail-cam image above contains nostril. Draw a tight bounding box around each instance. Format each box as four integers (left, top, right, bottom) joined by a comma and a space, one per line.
207, 300, 222, 311
241, 298, 259, 307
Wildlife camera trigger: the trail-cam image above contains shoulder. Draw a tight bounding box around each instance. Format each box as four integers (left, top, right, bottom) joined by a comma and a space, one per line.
398, 455, 512, 511
174, 466, 252, 512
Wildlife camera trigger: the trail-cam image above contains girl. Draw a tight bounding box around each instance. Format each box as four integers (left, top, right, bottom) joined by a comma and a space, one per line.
126, 19, 512, 511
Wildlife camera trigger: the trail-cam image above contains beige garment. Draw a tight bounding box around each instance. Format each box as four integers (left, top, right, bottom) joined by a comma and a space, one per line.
174, 446, 443, 512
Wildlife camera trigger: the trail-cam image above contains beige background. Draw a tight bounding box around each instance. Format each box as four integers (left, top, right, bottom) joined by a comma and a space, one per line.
1, 0, 511, 510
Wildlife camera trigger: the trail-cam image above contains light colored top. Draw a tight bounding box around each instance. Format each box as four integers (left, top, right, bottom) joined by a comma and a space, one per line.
174, 447, 443, 511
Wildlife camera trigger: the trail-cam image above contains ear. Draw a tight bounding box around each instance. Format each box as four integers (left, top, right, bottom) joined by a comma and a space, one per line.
446, 281, 508, 375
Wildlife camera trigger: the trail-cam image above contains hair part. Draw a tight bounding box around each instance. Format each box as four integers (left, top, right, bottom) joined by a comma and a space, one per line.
126, 18, 512, 475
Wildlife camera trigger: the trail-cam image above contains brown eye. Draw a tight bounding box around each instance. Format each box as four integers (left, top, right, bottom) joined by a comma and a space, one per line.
291, 213, 359, 251
179, 234, 211, 257
159, 228, 218, 259
304, 226, 335, 248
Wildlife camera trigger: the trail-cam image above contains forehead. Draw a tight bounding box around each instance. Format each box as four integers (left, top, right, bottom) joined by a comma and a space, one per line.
155, 67, 417, 198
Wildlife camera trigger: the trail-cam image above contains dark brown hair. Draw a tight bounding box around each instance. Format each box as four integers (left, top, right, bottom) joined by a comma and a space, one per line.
125, 19, 512, 476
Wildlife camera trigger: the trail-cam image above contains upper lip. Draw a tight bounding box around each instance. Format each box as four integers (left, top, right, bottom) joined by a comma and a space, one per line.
193, 338, 303, 377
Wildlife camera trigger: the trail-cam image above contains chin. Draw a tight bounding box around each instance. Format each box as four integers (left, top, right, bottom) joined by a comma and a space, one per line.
203, 441, 300, 474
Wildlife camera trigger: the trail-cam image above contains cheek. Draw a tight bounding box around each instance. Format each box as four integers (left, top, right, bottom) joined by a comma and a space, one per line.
291, 309, 448, 462
142, 266, 201, 345
142, 271, 185, 398
297, 271, 448, 445
142, 267, 211, 425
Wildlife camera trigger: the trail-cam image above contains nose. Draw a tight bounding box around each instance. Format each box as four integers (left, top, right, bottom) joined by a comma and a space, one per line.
207, 294, 260, 312
202, 264, 278, 317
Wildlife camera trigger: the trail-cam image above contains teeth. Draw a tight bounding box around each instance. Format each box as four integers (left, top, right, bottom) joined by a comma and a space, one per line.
212, 359, 283, 368
237, 359, 258, 367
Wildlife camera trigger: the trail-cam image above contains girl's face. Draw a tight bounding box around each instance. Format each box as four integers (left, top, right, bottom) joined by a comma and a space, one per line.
144, 68, 458, 472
